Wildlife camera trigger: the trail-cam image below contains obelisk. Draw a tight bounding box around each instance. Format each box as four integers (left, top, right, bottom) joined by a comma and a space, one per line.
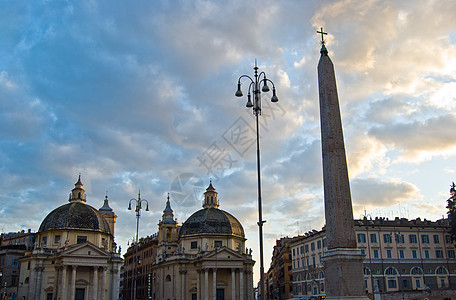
317, 28, 369, 300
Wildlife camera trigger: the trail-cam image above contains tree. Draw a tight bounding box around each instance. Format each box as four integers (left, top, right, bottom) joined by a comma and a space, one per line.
446, 182, 456, 242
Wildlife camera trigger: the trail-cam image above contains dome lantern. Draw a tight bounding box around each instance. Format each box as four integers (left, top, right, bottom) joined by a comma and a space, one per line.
69, 175, 86, 203
203, 180, 219, 209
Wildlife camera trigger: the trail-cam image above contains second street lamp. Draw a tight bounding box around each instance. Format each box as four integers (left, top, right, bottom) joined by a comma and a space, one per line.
128, 192, 149, 300
235, 61, 279, 300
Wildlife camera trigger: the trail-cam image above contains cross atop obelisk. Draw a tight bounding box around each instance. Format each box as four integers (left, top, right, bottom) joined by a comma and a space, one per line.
317, 28, 369, 300
317, 27, 328, 44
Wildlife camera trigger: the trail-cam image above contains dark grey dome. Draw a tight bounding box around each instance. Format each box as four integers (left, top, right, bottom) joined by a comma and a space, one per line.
179, 208, 245, 238
39, 202, 111, 234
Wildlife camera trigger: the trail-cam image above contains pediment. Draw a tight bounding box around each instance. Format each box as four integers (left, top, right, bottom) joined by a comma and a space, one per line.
203, 247, 245, 260
59, 241, 109, 257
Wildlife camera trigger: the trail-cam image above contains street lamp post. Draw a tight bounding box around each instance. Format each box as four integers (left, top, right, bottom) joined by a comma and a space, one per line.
128, 192, 149, 300
235, 61, 279, 300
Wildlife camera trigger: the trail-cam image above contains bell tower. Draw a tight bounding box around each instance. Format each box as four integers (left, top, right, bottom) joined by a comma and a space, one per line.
158, 194, 178, 255
99, 193, 117, 236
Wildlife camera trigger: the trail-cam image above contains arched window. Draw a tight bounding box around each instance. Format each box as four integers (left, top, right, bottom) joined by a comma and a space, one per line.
166, 275, 171, 282
364, 267, 371, 275
436, 266, 448, 274
385, 267, 398, 276
410, 267, 423, 275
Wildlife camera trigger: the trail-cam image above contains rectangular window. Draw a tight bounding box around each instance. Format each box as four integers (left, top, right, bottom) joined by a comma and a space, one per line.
383, 233, 392, 243
373, 249, 379, 258
293, 261, 295, 269
12, 258, 18, 268
412, 249, 418, 259
306, 258, 309, 266
317, 240, 321, 249
214, 240, 222, 248
54, 235, 60, 244
424, 249, 430, 258
360, 248, 366, 255
388, 279, 397, 289
433, 234, 440, 244
190, 241, 198, 249
421, 234, 430, 244
415, 279, 421, 288
395, 234, 404, 244
42, 236, 47, 246
448, 249, 455, 258
292, 248, 295, 257
302, 259, 305, 267
398, 249, 405, 259
409, 234, 417, 244
76, 236, 87, 244
357, 233, 366, 243
305, 244, 309, 253
446, 234, 452, 244
312, 256, 316, 267
386, 249, 393, 258
300, 245, 304, 254
311, 242, 315, 251
402, 279, 409, 289
322, 239, 327, 248
436, 249, 444, 258
370, 233, 377, 243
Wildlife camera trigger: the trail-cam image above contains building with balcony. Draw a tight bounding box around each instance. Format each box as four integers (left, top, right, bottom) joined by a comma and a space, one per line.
290, 217, 456, 299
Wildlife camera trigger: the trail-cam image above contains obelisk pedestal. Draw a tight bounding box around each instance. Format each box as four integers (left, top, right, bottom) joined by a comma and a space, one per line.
317, 35, 369, 300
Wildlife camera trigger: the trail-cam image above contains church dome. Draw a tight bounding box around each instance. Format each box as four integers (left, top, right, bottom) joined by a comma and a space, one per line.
39, 202, 112, 234
179, 207, 245, 238
179, 182, 245, 238
38, 176, 112, 235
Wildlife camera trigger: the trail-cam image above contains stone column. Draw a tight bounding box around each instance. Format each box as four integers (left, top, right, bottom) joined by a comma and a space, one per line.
239, 269, 243, 300
204, 269, 209, 300
35, 265, 45, 299
61, 265, 67, 300
53, 266, 59, 300
231, 268, 236, 300
28, 264, 37, 300
92, 267, 99, 300
197, 270, 201, 300
180, 270, 187, 300
250, 270, 254, 300
212, 268, 217, 300
70, 265, 77, 300
317, 40, 368, 300
101, 267, 107, 300
112, 266, 120, 300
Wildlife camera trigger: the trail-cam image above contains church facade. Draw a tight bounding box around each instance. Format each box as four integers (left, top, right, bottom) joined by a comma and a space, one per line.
17, 177, 123, 300
123, 182, 255, 300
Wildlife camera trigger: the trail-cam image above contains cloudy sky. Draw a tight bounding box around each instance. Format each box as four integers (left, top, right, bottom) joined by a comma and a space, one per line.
1, 0, 456, 284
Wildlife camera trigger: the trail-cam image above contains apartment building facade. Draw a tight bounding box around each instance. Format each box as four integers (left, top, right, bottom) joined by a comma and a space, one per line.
290, 217, 456, 299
